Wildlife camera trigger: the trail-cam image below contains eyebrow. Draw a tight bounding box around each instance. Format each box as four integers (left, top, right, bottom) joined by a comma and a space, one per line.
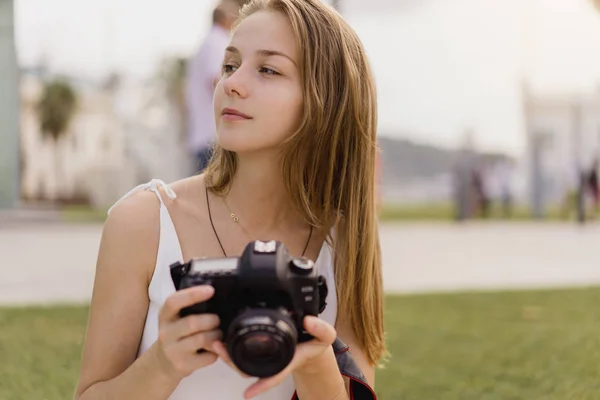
225, 46, 297, 66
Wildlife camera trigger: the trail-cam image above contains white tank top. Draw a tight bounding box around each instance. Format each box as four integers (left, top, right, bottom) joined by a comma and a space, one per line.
108, 179, 338, 400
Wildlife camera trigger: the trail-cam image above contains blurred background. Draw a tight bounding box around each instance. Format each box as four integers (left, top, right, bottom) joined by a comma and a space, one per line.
2, 0, 600, 399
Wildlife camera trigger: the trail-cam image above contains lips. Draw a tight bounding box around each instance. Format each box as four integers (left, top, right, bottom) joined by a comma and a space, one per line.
221, 108, 252, 119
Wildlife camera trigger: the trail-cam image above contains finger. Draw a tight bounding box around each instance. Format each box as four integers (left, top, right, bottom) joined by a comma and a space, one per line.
244, 375, 284, 399
244, 341, 335, 399
159, 342, 219, 379
303, 316, 337, 345
184, 349, 219, 372
167, 314, 220, 342
244, 349, 308, 399
180, 329, 223, 353
211, 341, 232, 364
243, 360, 296, 399
212, 341, 252, 379
244, 319, 337, 399
159, 285, 214, 324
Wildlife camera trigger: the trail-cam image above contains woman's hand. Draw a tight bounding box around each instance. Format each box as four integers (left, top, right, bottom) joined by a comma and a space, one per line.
155, 285, 223, 381
212, 315, 337, 399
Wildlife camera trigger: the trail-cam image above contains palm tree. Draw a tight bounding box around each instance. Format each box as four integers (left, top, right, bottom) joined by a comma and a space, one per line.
36, 79, 77, 200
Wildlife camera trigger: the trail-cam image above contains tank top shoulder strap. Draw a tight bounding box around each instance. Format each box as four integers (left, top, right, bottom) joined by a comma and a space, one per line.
107, 179, 177, 215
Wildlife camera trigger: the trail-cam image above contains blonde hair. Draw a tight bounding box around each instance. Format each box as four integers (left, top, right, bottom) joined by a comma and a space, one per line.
204, 0, 387, 366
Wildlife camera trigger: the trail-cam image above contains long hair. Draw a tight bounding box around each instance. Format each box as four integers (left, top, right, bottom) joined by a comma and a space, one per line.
204, 0, 387, 366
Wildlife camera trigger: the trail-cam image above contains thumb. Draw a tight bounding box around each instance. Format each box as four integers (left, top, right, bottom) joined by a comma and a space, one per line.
303, 316, 336, 345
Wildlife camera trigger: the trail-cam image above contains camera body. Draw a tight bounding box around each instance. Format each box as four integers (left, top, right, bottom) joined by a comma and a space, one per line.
169, 240, 328, 377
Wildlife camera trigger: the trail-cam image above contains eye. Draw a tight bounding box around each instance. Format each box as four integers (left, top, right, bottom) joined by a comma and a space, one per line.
259, 67, 280, 76
222, 64, 238, 75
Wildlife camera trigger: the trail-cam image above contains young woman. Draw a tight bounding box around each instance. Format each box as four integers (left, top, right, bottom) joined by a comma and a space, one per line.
74, 0, 386, 399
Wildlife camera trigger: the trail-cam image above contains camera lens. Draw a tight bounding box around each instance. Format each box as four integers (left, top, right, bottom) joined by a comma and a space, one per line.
241, 333, 280, 361
227, 308, 297, 378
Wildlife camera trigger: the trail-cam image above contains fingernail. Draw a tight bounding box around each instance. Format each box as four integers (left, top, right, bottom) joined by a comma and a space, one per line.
201, 286, 214, 295
309, 316, 322, 330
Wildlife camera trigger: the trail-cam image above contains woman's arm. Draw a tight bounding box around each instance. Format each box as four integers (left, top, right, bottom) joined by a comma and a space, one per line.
74, 193, 181, 400
291, 310, 374, 400
76, 343, 181, 400
292, 347, 349, 400
335, 310, 375, 386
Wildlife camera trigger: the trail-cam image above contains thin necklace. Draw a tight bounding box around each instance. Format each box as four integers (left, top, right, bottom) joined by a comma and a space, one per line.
222, 194, 257, 242
206, 186, 312, 257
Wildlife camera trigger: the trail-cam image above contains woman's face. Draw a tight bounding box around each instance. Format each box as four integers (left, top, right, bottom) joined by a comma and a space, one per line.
213, 10, 303, 155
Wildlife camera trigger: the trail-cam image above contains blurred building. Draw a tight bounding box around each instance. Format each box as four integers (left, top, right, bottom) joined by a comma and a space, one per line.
20, 71, 132, 207
19, 69, 189, 209
523, 84, 600, 212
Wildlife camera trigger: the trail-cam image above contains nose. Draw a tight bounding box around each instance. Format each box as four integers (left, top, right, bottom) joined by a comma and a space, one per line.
222, 65, 249, 99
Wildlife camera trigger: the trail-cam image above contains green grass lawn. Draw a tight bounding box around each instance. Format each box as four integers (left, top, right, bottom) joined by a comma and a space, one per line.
378, 203, 567, 222
62, 202, 568, 224
2, 287, 600, 400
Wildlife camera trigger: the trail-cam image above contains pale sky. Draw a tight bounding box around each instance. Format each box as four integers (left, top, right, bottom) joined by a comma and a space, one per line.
14, 0, 600, 155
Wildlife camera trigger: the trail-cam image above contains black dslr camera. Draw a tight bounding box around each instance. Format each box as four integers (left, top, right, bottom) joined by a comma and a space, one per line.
169, 240, 328, 378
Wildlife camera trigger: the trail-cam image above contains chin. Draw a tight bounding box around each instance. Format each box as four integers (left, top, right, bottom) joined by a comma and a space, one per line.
217, 131, 264, 154
219, 135, 285, 156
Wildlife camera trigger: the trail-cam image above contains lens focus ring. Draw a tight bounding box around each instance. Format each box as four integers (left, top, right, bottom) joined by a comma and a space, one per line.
226, 309, 297, 378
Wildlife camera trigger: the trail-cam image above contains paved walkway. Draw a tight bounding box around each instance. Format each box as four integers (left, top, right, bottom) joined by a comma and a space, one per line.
379, 222, 600, 293
2, 222, 600, 305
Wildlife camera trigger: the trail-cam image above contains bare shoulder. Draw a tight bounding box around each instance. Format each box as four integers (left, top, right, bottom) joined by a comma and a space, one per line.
155, 175, 213, 231
101, 187, 165, 280
105, 188, 162, 230
159, 175, 209, 213
149, 175, 220, 260
102, 175, 205, 256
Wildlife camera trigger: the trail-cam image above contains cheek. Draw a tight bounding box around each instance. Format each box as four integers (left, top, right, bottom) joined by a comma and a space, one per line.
213, 82, 224, 118
261, 86, 303, 137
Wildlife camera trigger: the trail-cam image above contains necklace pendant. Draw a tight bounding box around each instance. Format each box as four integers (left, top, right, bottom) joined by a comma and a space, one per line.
230, 213, 239, 223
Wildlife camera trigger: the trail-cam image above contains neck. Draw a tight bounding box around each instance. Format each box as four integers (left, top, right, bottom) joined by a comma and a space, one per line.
225, 152, 302, 235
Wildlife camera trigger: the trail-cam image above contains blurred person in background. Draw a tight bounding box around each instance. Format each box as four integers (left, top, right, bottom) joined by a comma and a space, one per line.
586, 157, 599, 218
497, 159, 514, 219
74, 0, 384, 399
560, 161, 580, 220
471, 161, 489, 219
453, 130, 477, 221
185, 0, 248, 174
487, 158, 513, 219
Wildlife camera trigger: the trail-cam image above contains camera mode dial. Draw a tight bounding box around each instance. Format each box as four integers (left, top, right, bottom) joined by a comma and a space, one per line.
289, 257, 314, 275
